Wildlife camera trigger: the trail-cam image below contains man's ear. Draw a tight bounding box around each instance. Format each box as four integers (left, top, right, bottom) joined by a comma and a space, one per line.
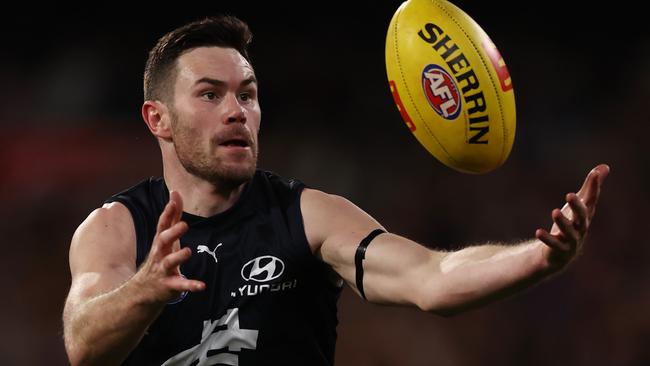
142, 100, 172, 139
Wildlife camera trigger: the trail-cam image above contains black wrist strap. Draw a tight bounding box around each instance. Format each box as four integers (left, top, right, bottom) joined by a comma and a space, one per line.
354, 228, 386, 300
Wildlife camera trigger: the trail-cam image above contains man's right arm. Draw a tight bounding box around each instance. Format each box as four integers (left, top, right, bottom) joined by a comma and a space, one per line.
63, 191, 205, 366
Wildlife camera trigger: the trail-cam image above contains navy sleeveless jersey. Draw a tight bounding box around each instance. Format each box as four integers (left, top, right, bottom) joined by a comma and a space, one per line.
105, 170, 342, 366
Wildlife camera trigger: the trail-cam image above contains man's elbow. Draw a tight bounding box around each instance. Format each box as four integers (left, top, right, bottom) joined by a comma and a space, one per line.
415, 290, 468, 318
65, 340, 91, 366
66, 344, 119, 366
63, 310, 92, 365
64, 332, 103, 366
417, 300, 463, 318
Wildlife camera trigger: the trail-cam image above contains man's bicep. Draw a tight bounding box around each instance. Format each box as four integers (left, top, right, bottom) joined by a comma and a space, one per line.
67, 202, 137, 305
301, 188, 443, 307
373, 235, 451, 307
325, 230, 443, 307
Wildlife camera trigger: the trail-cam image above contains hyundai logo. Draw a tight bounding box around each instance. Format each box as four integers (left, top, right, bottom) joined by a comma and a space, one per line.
241, 256, 285, 283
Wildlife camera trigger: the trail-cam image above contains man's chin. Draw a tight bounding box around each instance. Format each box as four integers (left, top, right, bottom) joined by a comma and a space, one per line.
181, 153, 257, 190
221, 165, 256, 182
210, 162, 256, 187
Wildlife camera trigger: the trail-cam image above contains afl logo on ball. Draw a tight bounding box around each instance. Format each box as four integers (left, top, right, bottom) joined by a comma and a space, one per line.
421, 64, 461, 120
241, 256, 285, 283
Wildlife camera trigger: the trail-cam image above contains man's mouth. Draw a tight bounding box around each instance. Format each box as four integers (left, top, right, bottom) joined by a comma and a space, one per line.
219, 139, 248, 147
219, 139, 250, 148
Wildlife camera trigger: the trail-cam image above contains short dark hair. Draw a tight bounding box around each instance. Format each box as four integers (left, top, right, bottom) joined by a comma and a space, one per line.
143, 15, 253, 102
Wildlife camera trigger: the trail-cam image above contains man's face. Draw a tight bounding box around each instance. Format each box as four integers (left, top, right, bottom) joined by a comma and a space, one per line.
168, 46, 260, 188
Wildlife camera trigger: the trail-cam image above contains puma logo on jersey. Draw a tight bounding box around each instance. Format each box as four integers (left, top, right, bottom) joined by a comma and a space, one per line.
161, 308, 258, 366
197, 243, 223, 264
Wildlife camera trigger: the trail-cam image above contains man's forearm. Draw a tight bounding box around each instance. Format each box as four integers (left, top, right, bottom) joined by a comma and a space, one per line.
64, 277, 164, 366
426, 240, 552, 315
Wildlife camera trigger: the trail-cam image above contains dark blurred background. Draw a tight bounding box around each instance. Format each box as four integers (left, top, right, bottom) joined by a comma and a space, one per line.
1, 1, 648, 365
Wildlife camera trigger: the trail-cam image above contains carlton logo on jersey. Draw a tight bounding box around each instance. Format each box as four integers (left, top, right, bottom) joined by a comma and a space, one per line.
161, 308, 258, 366
231, 255, 298, 298
421, 64, 462, 120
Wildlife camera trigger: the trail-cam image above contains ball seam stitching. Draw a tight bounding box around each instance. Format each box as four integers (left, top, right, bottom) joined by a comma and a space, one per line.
394, 3, 459, 166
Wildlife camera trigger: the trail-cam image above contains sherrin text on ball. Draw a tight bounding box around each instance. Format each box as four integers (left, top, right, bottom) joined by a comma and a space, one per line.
386, 0, 516, 174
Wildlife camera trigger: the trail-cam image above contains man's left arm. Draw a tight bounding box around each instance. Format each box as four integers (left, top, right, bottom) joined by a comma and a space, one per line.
301, 164, 609, 316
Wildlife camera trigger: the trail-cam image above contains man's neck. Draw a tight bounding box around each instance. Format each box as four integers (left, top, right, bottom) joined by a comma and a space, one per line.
163, 169, 248, 218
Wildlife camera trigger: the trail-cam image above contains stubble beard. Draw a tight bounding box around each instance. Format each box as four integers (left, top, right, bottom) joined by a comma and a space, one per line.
170, 111, 258, 193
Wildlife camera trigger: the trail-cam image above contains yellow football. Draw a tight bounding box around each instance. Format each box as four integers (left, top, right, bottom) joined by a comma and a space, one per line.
386, 0, 516, 174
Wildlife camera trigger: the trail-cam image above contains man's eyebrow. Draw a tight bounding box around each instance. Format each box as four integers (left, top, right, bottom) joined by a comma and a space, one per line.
241, 76, 257, 87
195, 77, 226, 87
194, 76, 257, 87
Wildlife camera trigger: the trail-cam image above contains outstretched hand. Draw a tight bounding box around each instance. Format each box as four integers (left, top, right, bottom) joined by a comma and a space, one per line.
134, 191, 205, 304
536, 164, 610, 267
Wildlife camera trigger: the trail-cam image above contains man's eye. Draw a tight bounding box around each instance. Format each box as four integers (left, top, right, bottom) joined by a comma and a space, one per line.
203, 92, 216, 100
239, 93, 250, 101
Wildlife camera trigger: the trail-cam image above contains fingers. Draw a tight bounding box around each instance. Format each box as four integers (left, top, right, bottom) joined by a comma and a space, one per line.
154, 221, 188, 249
157, 191, 185, 232
161, 247, 193, 272
552, 207, 580, 243
544, 198, 582, 251
540, 165, 609, 264
593, 164, 611, 182
584, 169, 600, 207
169, 191, 184, 251
136, 245, 204, 304
566, 193, 588, 231
164, 276, 206, 293
535, 228, 570, 251
154, 191, 187, 255
169, 190, 184, 225
540, 193, 592, 256
586, 165, 609, 206
156, 199, 177, 234
577, 164, 610, 207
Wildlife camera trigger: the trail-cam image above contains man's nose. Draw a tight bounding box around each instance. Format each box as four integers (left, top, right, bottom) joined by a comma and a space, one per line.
224, 93, 246, 124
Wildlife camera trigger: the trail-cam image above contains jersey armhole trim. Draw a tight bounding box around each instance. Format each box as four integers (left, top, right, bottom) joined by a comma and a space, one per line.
105, 197, 147, 267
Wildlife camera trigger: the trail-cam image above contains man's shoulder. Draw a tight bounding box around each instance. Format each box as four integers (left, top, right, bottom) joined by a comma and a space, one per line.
108, 177, 165, 200
103, 176, 168, 222
256, 169, 306, 192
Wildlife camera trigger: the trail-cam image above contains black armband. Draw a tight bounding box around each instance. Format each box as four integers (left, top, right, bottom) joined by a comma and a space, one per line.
354, 228, 386, 300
